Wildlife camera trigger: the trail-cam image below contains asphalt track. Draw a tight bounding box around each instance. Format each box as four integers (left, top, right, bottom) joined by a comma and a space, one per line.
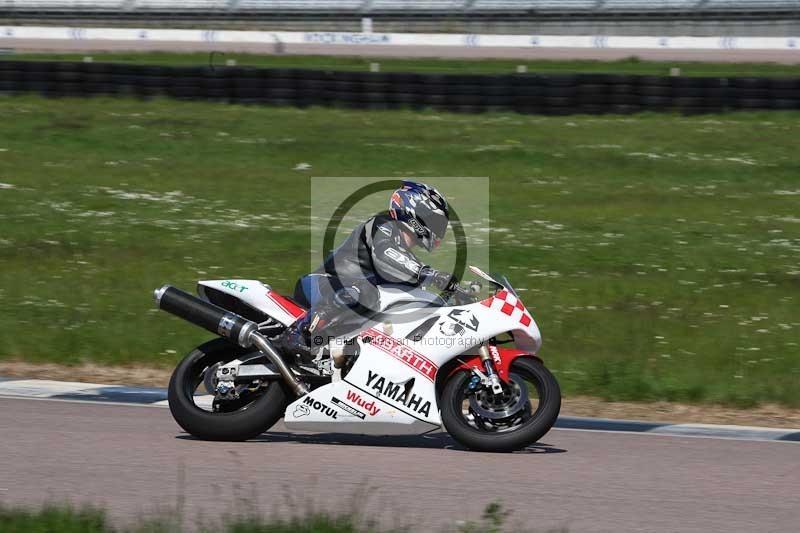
1, 397, 798, 532
4, 38, 800, 63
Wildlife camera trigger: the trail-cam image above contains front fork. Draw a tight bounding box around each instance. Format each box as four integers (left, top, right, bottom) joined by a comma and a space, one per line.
477, 344, 504, 395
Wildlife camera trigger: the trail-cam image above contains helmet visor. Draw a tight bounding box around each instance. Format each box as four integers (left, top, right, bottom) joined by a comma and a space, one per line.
419, 210, 449, 242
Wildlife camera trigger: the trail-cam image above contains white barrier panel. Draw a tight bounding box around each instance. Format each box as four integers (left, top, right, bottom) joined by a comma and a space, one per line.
1, 26, 799, 50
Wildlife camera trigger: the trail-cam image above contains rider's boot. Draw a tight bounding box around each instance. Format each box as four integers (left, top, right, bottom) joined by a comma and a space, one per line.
276, 309, 328, 363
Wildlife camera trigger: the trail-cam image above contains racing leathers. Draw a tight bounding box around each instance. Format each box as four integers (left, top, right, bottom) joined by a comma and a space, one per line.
281, 213, 455, 359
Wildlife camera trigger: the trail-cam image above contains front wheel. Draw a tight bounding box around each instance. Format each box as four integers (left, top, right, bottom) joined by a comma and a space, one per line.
168, 338, 290, 441
440, 357, 561, 452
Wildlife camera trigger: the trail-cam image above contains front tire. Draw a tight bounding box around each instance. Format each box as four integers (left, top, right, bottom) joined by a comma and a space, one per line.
168, 338, 290, 441
441, 357, 561, 452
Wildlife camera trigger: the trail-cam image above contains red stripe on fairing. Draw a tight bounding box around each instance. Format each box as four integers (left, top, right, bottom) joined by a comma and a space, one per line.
360, 328, 438, 382
266, 291, 307, 319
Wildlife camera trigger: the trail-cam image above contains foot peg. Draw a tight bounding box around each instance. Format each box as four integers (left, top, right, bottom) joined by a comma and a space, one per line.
330, 337, 361, 369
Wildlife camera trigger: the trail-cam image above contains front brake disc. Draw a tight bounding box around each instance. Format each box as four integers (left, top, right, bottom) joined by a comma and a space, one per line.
468, 373, 529, 420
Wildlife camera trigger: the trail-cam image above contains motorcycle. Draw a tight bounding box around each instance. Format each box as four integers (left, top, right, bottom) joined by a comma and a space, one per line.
155, 266, 561, 452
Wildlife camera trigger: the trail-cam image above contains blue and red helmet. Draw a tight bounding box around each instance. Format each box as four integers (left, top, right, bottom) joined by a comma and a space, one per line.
389, 181, 449, 252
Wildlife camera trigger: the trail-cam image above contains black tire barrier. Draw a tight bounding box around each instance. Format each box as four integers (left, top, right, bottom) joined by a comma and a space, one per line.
0, 70, 22, 82
577, 84, 608, 95
579, 95, 611, 105
447, 84, 486, 96
544, 96, 574, 107
484, 94, 513, 106
447, 94, 483, 106
22, 61, 57, 72
419, 93, 446, 105
542, 74, 579, 87
55, 71, 83, 82
169, 86, 203, 99
770, 99, 800, 110
173, 76, 207, 89
638, 75, 672, 87
610, 104, 641, 114
85, 73, 112, 84
514, 86, 546, 97
737, 88, 772, 99
639, 85, 672, 97
261, 78, 294, 90
734, 98, 773, 109
607, 84, 635, 95
265, 88, 296, 100
202, 77, 228, 90
1, 60, 800, 116
770, 88, 800, 99
674, 97, 708, 108
84, 83, 118, 95
544, 86, 577, 97
671, 76, 723, 89
732, 77, 770, 89
297, 79, 330, 91
640, 95, 673, 107
231, 78, 263, 90
142, 76, 171, 88
609, 94, 639, 105
770, 79, 800, 90
24, 72, 51, 83
673, 87, 709, 98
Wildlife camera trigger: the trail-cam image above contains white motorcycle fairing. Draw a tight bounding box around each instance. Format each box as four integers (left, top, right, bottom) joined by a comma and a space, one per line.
285, 343, 439, 435
197, 279, 306, 326
285, 286, 542, 436
196, 274, 542, 437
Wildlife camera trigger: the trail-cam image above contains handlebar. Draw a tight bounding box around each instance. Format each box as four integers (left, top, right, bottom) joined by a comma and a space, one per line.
446, 282, 480, 305
424, 277, 483, 306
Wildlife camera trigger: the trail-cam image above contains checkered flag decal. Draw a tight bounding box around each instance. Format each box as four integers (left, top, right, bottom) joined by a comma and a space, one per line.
480, 290, 533, 327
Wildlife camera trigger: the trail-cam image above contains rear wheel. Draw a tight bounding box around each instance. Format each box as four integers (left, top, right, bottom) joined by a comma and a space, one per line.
441, 357, 561, 452
168, 338, 289, 441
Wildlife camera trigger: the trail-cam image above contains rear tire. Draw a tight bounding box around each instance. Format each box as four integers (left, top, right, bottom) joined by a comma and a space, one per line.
168, 338, 289, 441
441, 357, 561, 452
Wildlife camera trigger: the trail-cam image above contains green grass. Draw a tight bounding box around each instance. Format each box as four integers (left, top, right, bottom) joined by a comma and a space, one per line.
0, 505, 110, 533
7, 52, 800, 77
0, 503, 378, 532
0, 95, 798, 407
0, 501, 543, 532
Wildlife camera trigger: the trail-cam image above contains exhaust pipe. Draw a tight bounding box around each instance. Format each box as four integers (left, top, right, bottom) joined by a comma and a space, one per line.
154, 285, 257, 346
154, 285, 309, 396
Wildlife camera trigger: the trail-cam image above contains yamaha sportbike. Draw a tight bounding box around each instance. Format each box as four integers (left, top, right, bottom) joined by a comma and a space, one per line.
155, 266, 561, 452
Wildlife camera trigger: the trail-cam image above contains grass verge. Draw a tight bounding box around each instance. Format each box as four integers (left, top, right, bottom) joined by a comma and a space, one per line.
0, 502, 559, 532
0, 95, 798, 407
6, 52, 800, 77
0, 504, 366, 533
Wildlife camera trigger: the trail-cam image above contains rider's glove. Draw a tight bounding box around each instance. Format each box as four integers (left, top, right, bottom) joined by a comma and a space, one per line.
418, 266, 458, 291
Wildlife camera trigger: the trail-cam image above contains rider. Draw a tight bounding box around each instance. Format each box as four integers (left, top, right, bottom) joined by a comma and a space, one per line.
278, 180, 458, 361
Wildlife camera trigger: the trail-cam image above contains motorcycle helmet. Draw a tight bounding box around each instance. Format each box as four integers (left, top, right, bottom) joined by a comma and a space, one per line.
389, 180, 449, 252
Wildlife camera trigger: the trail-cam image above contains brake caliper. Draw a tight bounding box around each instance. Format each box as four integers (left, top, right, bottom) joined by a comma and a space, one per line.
215, 360, 240, 400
